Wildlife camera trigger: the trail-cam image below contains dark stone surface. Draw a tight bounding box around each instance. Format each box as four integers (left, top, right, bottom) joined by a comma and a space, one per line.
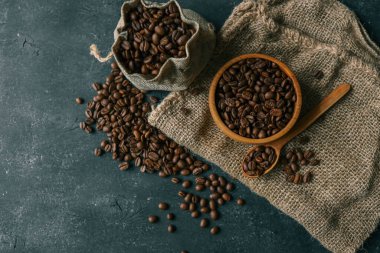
0, 0, 379, 252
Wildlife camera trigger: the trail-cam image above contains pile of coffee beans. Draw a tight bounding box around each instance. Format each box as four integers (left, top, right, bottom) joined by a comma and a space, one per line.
116, 2, 196, 76
216, 58, 297, 139
282, 147, 319, 184
242, 145, 276, 176
78, 63, 247, 252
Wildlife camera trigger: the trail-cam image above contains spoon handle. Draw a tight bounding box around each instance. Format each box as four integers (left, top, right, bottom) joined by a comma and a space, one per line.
273, 83, 351, 148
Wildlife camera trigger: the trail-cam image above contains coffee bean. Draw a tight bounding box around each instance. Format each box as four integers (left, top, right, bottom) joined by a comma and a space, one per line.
293, 173, 301, 184
303, 171, 312, 183
217, 198, 224, 206
189, 203, 196, 212
119, 162, 129, 171
167, 213, 175, 220
209, 173, 218, 181
216, 58, 296, 139
171, 177, 180, 184
181, 251, 189, 253
117, 3, 195, 76
94, 148, 102, 157
180, 202, 189, 210
76, 97, 84, 104
236, 198, 245, 206
191, 210, 200, 218
168, 224, 176, 233
222, 193, 231, 202
192, 167, 203, 176
200, 218, 209, 228
210, 210, 219, 220
184, 193, 192, 203
148, 215, 158, 223
304, 150, 315, 160
178, 190, 186, 198
210, 226, 220, 235
200, 207, 210, 214
158, 202, 169, 210
225, 183, 235, 191
209, 200, 217, 210
182, 180, 192, 189
195, 184, 205, 191
243, 146, 276, 177
181, 169, 190, 176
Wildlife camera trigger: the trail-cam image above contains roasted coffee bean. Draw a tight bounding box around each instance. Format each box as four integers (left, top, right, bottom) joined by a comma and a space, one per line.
195, 176, 206, 185
200, 207, 210, 214
191, 210, 200, 218
181, 251, 189, 253
192, 167, 203, 176
293, 173, 302, 184
304, 150, 315, 160
76, 97, 84, 104
158, 202, 169, 210
148, 215, 158, 223
94, 148, 102, 157
117, 2, 195, 76
217, 198, 224, 206
195, 184, 205, 191
303, 171, 312, 183
119, 162, 130, 171
200, 198, 208, 207
184, 193, 193, 203
181, 169, 190, 176
180, 202, 189, 210
200, 218, 209, 228
225, 182, 235, 191
216, 58, 297, 139
210, 226, 220, 235
168, 224, 176, 233
178, 190, 186, 198
210, 210, 219, 220
243, 145, 276, 177
188, 203, 196, 212
222, 193, 231, 202
237, 198, 246, 206
79, 122, 86, 130
167, 213, 175, 220
182, 180, 192, 189
209, 173, 218, 181
171, 177, 180, 184
209, 200, 217, 210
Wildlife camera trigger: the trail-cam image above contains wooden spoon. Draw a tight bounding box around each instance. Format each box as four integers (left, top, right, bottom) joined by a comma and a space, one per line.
242, 83, 351, 179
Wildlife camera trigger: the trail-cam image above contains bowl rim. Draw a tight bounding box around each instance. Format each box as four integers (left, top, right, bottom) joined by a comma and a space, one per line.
209, 53, 302, 144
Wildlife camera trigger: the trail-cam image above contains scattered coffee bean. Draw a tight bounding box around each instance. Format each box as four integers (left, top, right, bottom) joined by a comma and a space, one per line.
94, 148, 102, 157
76, 97, 84, 104
195, 184, 205, 191
243, 146, 276, 176
167, 213, 175, 220
200, 218, 209, 228
216, 58, 297, 139
171, 177, 180, 184
310, 159, 320, 166
225, 182, 235, 191
303, 171, 312, 183
210, 210, 219, 220
237, 198, 246, 206
222, 193, 231, 202
168, 224, 176, 233
182, 180, 192, 189
148, 215, 158, 223
180, 202, 189, 210
119, 162, 130, 171
158, 202, 169, 210
191, 210, 200, 218
117, 2, 195, 76
210, 226, 220, 235
189, 203, 196, 212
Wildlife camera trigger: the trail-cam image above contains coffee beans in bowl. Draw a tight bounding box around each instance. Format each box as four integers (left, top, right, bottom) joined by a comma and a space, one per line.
112, 0, 216, 91
209, 54, 302, 144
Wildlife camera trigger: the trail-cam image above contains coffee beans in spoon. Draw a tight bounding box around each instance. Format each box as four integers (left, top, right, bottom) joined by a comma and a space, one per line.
243, 146, 276, 176
117, 2, 196, 76
216, 58, 297, 138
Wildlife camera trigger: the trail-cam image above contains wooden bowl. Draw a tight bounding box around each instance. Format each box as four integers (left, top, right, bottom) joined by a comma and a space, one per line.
209, 53, 302, 144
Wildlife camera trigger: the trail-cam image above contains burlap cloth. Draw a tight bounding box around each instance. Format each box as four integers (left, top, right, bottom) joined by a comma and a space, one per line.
148, 0, 380, 252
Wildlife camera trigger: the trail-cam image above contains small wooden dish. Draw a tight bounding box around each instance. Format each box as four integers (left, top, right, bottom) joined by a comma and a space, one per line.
209, 53, 302, 144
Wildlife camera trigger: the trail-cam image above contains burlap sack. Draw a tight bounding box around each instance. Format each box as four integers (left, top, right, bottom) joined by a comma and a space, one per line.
148, 0, 380, 252
111, 0, 216, 91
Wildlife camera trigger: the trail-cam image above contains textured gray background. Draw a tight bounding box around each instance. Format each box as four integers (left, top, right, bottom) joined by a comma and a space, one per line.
0, 0, 379, 252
